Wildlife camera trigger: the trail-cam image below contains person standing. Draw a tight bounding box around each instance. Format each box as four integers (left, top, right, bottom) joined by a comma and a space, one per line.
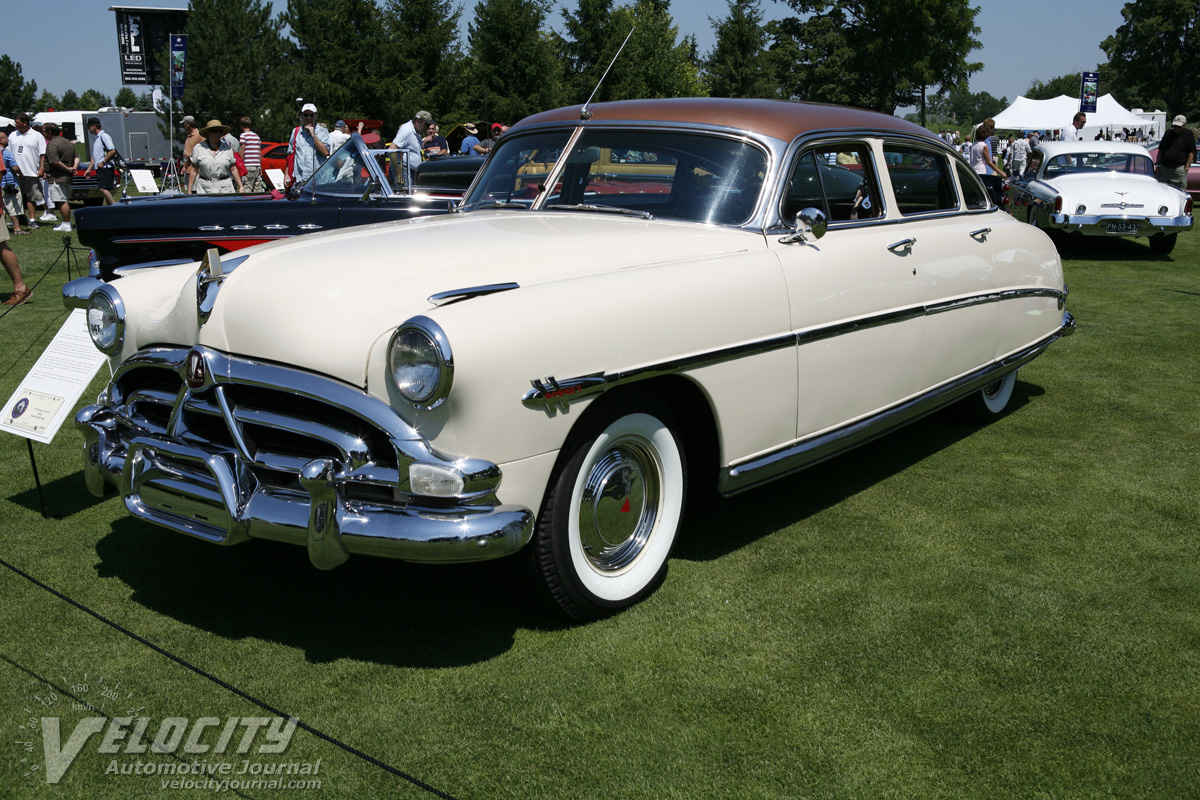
238, 117, 264, 193
388, 110, 433, 186
422, 123, 448, 157
328, 120, 351, 152
43, 123, 78, 232
459, 123, 480, 155
1062, 112, 1085, 142
287, 103, 330, 187
1008, 132, 1031, 180
0, 132, 26, 235
0, 152, 31, 305
188, 119, 242, 194
1156, 115, 1195, 192
181, 115, 202, 190
9, 113, 46, 229
82, 117, 118, 205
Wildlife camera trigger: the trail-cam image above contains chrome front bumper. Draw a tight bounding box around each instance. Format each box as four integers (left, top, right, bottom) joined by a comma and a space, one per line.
76, 348, 535, 569
1047, 212, 1192, 236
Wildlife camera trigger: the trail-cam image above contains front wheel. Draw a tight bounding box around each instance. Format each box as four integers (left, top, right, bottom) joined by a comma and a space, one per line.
964, 370, 1017, 423
1149, 233, 1178, 254
532, 401, 686, 621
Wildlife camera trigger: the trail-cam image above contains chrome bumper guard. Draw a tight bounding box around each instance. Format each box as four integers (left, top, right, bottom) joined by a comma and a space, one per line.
1047, 212, 1192, 235
75, 348, 534, 568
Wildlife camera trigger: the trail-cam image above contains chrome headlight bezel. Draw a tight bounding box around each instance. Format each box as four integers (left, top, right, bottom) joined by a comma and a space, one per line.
86, 283, 126, 356
388, 316, 453, 410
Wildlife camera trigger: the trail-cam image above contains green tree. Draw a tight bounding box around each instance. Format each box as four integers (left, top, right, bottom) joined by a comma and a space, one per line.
705, 0, 776, 98
135, 91, 155, 112
1026, 72, 1088, 101
0, 55, 38, 114
775, 0, 981, 114
558, 0, 621, 103
60, 89, 81, 109
115, 87, 139, 109
36, 90, 60, 112
379, 0, 466, 124
934, 86, 1007, 125
183, 0, 294, 140
1102, 0, 1199, 119
79, 89, 113, 109
603, 0, 706, 100
284, 0, 387, 123
464, 0, 563, 122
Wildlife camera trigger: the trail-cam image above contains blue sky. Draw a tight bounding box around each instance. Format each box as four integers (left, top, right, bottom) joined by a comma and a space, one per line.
4, 0, 1133, 114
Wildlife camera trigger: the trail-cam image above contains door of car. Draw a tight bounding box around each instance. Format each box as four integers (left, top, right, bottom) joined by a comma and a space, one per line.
770, 140, 924, 440
877, 145, 999, 391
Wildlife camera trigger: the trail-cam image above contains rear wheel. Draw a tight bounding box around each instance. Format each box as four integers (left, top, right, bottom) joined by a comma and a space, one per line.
964, 370, 1017, 423
1149, 233, 1178, 254
532, 399, 686, 621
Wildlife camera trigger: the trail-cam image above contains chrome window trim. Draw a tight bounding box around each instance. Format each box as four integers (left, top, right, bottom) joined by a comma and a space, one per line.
522, 287, 1069, 413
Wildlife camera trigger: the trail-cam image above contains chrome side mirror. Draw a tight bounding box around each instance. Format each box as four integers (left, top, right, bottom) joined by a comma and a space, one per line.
780, 206, 827, 244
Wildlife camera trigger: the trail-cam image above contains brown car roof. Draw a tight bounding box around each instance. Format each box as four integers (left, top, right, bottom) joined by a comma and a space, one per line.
513, 98, 940, 145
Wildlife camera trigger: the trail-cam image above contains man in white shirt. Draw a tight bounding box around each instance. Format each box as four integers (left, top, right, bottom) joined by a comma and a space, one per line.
1061, 112, 1085, 142
328, 120, 351, 151
8, 114, 46, 228
388, 110, 433, 187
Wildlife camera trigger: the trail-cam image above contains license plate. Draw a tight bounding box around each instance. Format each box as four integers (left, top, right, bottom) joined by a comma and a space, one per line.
1105, 220, 1139, 234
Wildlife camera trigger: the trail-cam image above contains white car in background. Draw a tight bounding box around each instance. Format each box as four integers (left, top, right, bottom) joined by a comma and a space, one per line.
1006, 141, 1193, 254
77, 98, 1076, 620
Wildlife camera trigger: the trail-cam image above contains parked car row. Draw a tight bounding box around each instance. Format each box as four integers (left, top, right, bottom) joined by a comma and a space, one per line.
72, 98, 1080, 620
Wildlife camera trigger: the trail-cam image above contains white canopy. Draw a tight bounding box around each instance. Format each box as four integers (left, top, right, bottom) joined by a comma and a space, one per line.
0, 115, 14, 127
990, 94, 1148, 134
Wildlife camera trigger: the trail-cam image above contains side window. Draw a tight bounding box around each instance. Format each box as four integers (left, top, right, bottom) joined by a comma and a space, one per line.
883, 145, 958, 215
782, 143, 881, 223
956, 163, 990, 210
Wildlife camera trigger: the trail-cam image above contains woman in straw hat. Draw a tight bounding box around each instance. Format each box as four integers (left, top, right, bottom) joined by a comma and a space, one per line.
188, 119, 243, 194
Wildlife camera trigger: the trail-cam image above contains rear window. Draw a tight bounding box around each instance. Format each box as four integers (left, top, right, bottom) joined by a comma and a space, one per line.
956, 163, 990, 210
783, 143, 882, 223
883, 145, 958, 215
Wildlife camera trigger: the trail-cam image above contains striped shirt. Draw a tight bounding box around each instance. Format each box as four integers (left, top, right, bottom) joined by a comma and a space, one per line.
239, 130, 262, 168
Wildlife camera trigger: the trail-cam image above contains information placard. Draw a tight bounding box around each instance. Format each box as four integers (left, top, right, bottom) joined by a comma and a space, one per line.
0, 309, 109, 444
131, 169, 160, 194
265, 168, 288, 190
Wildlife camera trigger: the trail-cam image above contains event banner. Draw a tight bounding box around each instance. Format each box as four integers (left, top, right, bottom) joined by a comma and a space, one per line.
114, 7, 189, 85
171, 35, 188, 100
1079, 72, 1099, 114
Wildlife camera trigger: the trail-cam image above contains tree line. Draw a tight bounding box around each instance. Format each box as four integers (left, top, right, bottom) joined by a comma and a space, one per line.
2, 0, 1195, 143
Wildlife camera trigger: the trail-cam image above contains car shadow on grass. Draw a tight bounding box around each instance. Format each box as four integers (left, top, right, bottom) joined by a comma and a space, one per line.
1054, 234, 1179, 262
8, 470, 112, 518
675, 379, 1045, 563
93, 520, 561, 668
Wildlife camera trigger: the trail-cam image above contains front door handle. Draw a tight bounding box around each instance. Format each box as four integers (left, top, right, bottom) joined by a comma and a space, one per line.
887, 237, 916, 253
969, 227, 991, 240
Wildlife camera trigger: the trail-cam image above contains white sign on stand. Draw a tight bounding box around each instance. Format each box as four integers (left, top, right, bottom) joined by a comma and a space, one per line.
1, 309, 109, 445
130, 169, 161, 194
265, 168, 288, 190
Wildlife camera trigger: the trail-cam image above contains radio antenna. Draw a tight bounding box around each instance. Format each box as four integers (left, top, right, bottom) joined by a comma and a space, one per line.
580, 27, 635, 120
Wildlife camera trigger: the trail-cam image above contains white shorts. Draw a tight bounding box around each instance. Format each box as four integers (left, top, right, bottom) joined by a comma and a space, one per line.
47, 182, 69, 204
2, 187, 22, 218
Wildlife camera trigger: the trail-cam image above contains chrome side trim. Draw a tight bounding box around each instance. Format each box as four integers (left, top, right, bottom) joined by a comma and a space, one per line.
720, 310, 1077, 495
428, 282, 521, 307
522, 287, 1069, 412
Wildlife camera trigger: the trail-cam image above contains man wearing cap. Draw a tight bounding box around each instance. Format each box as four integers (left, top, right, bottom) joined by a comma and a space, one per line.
288, 103, 330, 187
473, 123, 504, 155
1156, 115, 1195, 192
9, 113, 46, 226
82, 117, 118, 205
388, 110, 433, 186
329, 120, 351, 152
459, 123, 480, 155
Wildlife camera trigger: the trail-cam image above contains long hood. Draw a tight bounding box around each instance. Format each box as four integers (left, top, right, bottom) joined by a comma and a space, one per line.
1042, 172, 1180, 208
199, 212, 759, 387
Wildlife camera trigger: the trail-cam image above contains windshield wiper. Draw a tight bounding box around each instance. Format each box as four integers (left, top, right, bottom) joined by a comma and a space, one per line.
480, 200, 528, 209
545, 203, 653, 220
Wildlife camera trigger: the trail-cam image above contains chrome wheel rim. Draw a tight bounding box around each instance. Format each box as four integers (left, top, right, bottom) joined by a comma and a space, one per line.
578, 436, 661, 573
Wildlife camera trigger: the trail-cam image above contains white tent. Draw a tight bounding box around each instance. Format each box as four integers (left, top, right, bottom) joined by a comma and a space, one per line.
0, 115, 14, 128
990, 94, 1149, 136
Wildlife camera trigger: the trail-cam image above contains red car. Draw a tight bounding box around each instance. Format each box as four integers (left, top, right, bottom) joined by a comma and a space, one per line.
1147, 141, 1200, 202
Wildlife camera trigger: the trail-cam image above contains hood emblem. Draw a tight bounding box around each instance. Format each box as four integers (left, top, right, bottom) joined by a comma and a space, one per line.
1114, 191, 1129, 198
185, 350, 207, 390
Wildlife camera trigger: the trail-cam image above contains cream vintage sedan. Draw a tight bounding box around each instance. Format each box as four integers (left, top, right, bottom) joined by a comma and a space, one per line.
1006, 140, 1193, 254
78, 99, 1075, 620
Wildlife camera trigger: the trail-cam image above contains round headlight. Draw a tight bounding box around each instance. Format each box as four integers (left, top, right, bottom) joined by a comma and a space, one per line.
86, 285, 125, 355
388, 316, 453, 409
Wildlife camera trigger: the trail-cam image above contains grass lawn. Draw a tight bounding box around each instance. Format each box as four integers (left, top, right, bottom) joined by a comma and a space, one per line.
0, 220, 1197, 799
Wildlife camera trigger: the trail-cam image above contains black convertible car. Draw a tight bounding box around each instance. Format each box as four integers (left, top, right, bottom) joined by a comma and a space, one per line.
64, 135, 484, 306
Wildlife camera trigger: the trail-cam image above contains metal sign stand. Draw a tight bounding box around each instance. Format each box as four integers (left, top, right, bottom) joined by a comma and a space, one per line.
25, 438, 52, 519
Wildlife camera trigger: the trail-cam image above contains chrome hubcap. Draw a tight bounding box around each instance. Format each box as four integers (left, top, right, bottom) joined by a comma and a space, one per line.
578, 438, 660, 572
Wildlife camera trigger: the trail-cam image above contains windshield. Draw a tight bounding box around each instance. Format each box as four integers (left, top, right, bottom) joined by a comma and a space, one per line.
460, 128, 769, 226
301, 134, 409, 197
1042, 151, 1155, 178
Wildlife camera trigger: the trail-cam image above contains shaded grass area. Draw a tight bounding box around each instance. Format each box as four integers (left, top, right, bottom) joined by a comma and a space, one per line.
1, 222, 1197, 798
